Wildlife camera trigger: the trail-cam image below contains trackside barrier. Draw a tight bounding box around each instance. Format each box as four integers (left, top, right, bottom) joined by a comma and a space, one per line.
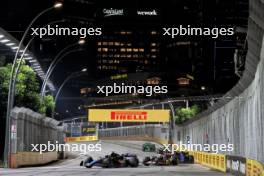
65, 135, 98, 142
246, 159, 264, 176
98, 124, 169, 145
10, 107, 66, 168
189, 151, 226, 172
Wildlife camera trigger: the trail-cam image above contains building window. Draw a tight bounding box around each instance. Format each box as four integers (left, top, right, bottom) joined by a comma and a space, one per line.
120, 48, 126, 52
102, 48, 108, 52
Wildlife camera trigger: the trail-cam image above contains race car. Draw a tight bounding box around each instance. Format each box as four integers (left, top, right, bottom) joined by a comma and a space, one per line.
80, 152, 139, 168
157, 146, 194, 164
142, 142, 156, 152
177, 151, 194, 164
143, 153, 179, 166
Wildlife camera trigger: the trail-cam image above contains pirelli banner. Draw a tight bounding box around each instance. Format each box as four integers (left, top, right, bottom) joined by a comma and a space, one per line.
88, 109, 170, 122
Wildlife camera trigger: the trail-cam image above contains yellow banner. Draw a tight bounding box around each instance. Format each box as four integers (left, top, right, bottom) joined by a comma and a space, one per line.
65, 135, 98, 142
246, 159, 264, 176
190, 152, 226, 172
88, 109, 170, 122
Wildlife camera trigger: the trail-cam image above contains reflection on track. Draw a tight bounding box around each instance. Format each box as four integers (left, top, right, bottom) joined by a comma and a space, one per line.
0, 140, 231, 176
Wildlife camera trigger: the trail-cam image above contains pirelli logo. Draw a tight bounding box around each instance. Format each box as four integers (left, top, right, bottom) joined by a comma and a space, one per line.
111, 111, 147, 121
88, 109, 169, 122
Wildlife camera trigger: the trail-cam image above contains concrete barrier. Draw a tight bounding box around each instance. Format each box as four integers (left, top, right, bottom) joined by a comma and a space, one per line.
9, 107, 65, 168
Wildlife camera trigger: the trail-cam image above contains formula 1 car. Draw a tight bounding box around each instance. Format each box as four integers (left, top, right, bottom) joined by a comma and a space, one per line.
80, 152, 139, 168
157, 146, 194, 164
143, 153, 179, 166
142, 142, 156, 152
177, 151, 194, 164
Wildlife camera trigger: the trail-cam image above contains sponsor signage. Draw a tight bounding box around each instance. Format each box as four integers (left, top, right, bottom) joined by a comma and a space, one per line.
88, 109, 170, 122
137, 9, 158, 16
103, 8, 124, 17
81, 125, 96, 136
226, 155, 246, 176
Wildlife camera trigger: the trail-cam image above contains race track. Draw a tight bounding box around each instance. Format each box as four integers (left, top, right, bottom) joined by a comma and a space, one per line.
0, 140, 231, 176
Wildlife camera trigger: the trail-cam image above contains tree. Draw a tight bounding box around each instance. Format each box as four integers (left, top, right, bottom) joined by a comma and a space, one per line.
0, 61, 54, 118
40, 95, 55, 117
175, 105, 200, 124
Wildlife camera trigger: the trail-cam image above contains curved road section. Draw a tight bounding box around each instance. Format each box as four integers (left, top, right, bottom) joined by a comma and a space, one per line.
0, 140, 231, 176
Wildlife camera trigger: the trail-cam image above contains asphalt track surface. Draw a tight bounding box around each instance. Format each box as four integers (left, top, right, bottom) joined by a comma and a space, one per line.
0, 140, 231, 176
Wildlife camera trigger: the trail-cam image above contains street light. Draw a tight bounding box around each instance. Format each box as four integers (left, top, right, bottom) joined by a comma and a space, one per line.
40, 39, 86, 99
52, 69, 88, 118
54, 2, 63, 9
12, 19, 66, 100
4, 2, 63, 168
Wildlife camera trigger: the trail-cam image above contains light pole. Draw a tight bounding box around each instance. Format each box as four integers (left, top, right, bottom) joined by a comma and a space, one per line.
4, 2, 63, 168
13, 19, 65, 101
52, 68, 87, 118
41, 39, 85, 99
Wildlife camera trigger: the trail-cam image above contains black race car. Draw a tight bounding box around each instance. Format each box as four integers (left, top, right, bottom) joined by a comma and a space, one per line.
143, 153, 179, 166
80, 152, 139, 168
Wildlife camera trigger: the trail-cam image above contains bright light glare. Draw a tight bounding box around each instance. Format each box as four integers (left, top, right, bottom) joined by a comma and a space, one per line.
0, 39, 10, 43
78, 39, 85, 45
54, 2, 63, 8
6, 43, 15, 46
82, 68, 87, 72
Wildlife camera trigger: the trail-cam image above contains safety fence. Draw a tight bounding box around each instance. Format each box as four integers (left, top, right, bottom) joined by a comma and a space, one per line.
99, 124, 169, 144
10, 107, 66, 168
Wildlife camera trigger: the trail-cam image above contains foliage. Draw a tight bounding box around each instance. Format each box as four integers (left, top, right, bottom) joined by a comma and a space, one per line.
175, 105, 200, 124
40, 95, 55, 117
0, 61, 55, 117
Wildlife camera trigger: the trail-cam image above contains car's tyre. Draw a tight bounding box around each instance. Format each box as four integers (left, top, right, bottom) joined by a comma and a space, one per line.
143, 157, 151, 166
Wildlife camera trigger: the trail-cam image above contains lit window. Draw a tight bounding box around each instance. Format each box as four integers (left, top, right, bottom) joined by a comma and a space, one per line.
109, 42, 113, 46
98, 48, 102, 52
120, 31, 126, 35
151, 49, 157, 52
120, 48, 126, 52
102, 48, 108, 52
151, 43, 157, 46
127, 48, 132, 52
97, 42, 102, 46
133, 48, 139, 52
115, 42, 120, 46
151, 31, 157, 35
139, 48, 144, 52
151, 55, 157, 58
102, 42, 108, 45
127, 43, 132, 46
127, 55, 131, 58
